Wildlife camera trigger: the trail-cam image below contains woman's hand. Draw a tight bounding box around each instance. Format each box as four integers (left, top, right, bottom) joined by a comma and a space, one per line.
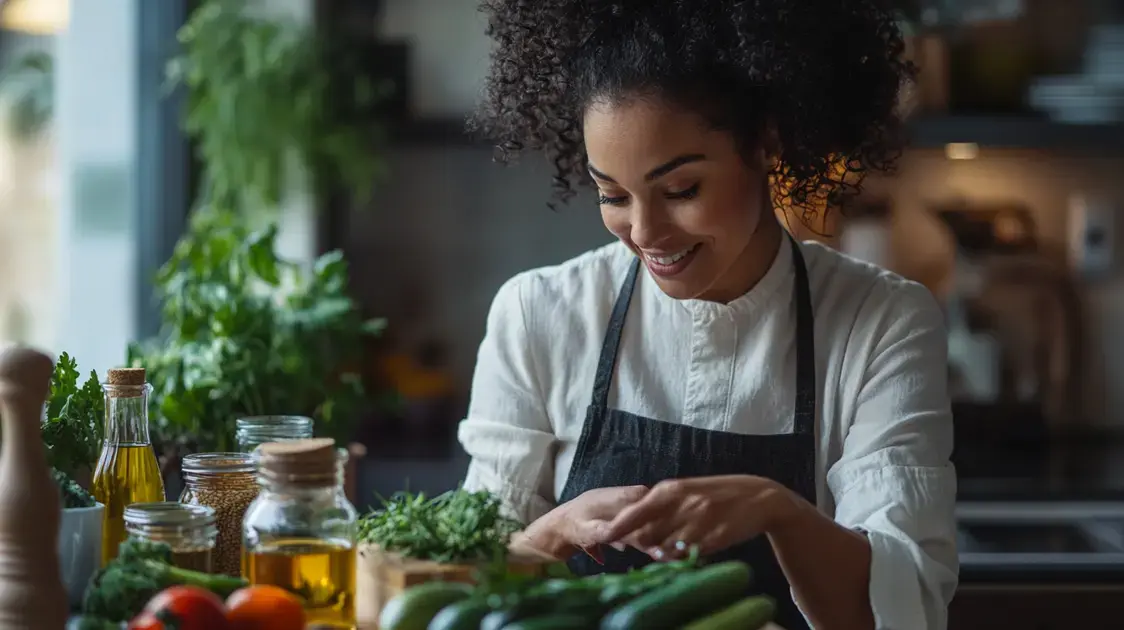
516, 485, 649, 561
601, 475, 801, 560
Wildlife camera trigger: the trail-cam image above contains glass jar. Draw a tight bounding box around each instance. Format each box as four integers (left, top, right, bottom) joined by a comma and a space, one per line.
236, 415, 314, 453
243, 438, 358, 629
124, 502, 217, 573
179, 453, 260, 577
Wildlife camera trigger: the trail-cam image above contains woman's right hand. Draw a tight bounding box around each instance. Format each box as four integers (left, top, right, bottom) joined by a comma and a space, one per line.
515, 486, 649, 561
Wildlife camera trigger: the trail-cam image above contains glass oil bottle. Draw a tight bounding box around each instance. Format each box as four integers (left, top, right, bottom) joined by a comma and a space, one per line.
242, 438, 358, 628
92, 367, 166, 564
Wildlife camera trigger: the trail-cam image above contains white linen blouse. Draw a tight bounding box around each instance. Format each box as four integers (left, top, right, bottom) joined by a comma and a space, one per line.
459, 238, 959, 630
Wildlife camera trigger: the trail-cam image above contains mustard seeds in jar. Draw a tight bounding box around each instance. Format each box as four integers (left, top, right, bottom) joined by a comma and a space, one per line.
179, 453, 259, 576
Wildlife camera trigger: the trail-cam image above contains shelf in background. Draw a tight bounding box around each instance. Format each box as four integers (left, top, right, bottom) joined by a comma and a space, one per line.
388, 116, 1124, 154
908, 116, 1124, 153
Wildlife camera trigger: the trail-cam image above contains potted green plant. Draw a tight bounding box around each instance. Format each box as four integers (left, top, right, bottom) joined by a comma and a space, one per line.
41, 353, 105, 607
129, 209, 385, 457
127, 0, 391, 485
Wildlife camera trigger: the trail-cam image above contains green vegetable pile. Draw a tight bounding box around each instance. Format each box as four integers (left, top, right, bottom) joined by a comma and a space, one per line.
52, 468, 95, 509
358, 490, 522, 563
78, 538, 246, 625
42, 352, 104, 480
379, 550, 778, 630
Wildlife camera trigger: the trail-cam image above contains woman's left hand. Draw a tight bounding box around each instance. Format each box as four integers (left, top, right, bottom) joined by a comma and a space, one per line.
600, 474, 802, 560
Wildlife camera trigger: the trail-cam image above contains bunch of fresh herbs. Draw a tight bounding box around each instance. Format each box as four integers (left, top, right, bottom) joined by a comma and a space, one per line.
128, 207, 385, 452
41, 352, 104, 480
358, 489, 522, 564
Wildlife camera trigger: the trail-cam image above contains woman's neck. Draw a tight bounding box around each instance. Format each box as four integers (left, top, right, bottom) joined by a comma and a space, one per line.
699, 214, 784, 304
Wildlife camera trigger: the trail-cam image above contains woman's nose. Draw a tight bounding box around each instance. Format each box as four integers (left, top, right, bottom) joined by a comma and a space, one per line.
629, 202, 667, 250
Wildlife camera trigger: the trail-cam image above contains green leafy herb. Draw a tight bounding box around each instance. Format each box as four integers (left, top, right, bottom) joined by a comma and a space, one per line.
358, 490, 522, 564
129, 209, 386, 452
41, 352, 104, 478
52, 467, 96, 509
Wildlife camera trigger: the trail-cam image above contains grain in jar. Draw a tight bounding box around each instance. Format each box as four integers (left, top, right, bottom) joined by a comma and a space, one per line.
124, 502, 217, 573
179, 453, 259, 576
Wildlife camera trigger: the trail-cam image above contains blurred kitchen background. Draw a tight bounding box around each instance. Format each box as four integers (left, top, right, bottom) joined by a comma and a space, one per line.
3, 0, 1124, 626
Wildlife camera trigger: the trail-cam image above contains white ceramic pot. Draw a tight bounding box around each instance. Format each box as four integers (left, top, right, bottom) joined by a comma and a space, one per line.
58, 503, 103, 608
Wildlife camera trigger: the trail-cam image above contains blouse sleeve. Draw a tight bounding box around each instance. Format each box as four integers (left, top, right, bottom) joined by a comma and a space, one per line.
458, 275, 559, 525
826, 282, 959, 630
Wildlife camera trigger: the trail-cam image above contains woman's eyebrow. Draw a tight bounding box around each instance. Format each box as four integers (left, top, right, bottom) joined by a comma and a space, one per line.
587, 153, 707, 184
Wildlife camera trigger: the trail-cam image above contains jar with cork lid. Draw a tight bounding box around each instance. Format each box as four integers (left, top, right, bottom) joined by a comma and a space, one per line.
179, 453, 260, 576
242, 438, 358, 628
92, 367, 166, 564
124, 502, 218, 573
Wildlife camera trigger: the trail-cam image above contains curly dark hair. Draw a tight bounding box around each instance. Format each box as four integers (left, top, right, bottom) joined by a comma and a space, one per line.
469, 0, 915, 219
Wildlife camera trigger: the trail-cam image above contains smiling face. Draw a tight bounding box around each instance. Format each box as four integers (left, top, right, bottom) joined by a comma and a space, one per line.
583, 97, 781, 303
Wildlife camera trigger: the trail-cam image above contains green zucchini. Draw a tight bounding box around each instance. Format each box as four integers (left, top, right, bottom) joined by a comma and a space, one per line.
599, 562, 753, 630
379, 581, 475, 630
681, 595, 777, 630
427, 598, 493, 630
504, 613, 599, 630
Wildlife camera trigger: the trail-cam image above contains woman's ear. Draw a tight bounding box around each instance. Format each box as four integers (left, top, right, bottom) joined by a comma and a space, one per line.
758, 123, 782, 171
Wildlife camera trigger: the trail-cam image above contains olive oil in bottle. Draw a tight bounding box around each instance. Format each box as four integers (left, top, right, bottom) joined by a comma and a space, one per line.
243, 538, 356, 626
243, 439, 358, 629
92, 368, 165, 565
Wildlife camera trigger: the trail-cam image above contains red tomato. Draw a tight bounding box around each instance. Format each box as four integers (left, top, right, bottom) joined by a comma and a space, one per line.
225, 585, 306, 630
127, 613, 163, 630
132, 585, 231, 630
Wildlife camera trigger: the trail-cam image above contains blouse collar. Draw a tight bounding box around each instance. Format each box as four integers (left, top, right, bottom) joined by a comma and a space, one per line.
642, 238, 795, 321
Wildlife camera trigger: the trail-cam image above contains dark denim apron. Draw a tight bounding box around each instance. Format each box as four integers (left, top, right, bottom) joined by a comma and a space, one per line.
558, 237, 816, 630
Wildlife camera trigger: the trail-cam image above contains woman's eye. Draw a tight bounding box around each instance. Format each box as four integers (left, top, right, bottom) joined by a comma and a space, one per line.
666, 183, 700, 200
598, 193, 629, 206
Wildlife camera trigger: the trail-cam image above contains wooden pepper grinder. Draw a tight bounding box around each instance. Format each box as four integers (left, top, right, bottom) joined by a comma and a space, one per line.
0, 345, 67, 629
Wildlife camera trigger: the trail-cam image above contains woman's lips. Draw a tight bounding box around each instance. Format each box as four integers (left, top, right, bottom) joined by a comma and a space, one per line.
642, 244, 701, 277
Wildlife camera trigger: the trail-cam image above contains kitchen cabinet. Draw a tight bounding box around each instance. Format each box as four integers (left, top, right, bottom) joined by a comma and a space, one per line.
950, 583, 1124, 630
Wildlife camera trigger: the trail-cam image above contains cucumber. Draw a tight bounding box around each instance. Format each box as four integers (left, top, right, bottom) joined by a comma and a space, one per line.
480, 596, 556, 630
379, 581, 475, 630
427, 598, 493, 630
681, 595, 777, 630
599, 562, 753, 630
504, 613, 599, 630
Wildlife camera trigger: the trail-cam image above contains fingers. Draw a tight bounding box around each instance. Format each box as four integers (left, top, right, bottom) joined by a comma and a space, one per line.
601, 482, 676, 542
655, 522, 709, 560
586, 485, 649, 517
570, 518, 612, 549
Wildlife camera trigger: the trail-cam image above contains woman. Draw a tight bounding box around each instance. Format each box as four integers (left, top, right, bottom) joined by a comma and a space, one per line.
459, 1, 958, 629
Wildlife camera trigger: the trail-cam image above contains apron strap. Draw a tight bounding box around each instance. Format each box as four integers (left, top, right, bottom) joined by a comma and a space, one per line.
591, 257, 643, 410
789, 237, 817, 436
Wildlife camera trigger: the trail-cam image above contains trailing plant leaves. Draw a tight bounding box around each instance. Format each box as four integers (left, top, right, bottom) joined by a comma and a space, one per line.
167, 0, 387, 210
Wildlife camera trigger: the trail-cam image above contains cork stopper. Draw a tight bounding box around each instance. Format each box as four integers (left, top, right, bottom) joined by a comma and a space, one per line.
107, 368, 146, 386
256, 438, 340, 487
